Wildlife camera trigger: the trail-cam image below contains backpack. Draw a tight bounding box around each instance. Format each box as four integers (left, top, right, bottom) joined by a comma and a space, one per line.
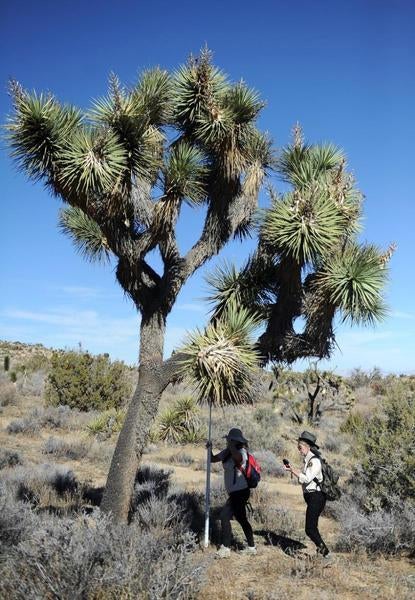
311, 456, 341, 501
237, 452, 261, 488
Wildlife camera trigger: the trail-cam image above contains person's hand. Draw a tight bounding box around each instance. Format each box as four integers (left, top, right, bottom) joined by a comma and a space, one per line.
205, 440, 212, 449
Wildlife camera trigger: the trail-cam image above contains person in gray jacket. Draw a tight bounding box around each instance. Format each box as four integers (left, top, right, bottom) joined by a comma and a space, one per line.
207, 427, 256, 558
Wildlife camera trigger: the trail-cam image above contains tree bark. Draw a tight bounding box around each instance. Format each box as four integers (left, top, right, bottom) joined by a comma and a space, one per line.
100, 311, 168, 522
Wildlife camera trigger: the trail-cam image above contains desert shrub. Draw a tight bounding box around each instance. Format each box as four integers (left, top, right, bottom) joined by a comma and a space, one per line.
340, 410, 366, 436
7, 405, 72, 434
254, 450, 286, 477
16, 370, 46, 397
0, 380, 17, 407
210, 406, 284, 453
42, 437, 89, 460
7, 416, 40, 435
350, 381, 415, 510
1, 464, 79, 507
335, 496, 415, 555
44, 350, 133, 411
250, 486, 301, 540
323, 434, 342, 453
131, 465, 173, 512
171, 451, 194, 466
87, 408, 125, 439
335, 381, 415, 555
0, 485, 37, 548
0, 508, 207, 600
158, 396, 204, 444
0, 450, 23, 470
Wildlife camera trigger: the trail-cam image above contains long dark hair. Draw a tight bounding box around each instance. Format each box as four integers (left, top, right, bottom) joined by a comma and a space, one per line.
310, 445, 321, 458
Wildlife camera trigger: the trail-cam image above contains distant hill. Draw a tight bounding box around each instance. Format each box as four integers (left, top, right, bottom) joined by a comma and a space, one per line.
0, 340, 54, 371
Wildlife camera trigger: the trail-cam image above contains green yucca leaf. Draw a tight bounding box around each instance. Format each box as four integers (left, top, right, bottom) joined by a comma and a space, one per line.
308, 144, 344, 174
262, 189, 346, 264
7, 91, 81, 182
90, 79, 164, 183
163, 141, 207, 204
158, 408, 185, 443
194, 106, 234, 145
319, 244, 389, 324
241, 128, 276, 171
172, 52, 229, 129
59, 128, 127, 195
59, 206, 111, 263
205, 260, 272, 320
279, 143, 344, 189
133, 68, 172, 126
178, 301, 260, 406
223, 83, 265, 124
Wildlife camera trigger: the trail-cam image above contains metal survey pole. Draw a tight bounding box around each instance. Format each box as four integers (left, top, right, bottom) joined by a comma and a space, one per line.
203, 399, 213, 548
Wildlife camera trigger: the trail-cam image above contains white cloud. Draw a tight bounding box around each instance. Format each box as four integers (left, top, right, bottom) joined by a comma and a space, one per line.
1, 306, 190, 365
60, 286, 102, 299
176, 303, 206, 312
390, 310, 415, 320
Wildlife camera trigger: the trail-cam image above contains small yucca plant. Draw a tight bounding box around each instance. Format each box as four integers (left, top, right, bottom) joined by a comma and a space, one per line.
87, 409, 125, 437
158, 408, 185, 443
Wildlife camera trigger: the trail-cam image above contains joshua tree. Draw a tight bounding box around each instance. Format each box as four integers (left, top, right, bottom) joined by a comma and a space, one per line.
7, 51, 391, 522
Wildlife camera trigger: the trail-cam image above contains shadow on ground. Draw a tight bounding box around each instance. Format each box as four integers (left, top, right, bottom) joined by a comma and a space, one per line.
255, 529, 306, 554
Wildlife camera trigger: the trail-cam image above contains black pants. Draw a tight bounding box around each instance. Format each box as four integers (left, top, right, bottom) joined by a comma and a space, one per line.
304, 491, 326, 548
220, 488, 254, 548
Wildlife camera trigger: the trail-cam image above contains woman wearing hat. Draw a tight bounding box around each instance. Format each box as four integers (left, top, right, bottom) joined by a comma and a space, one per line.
207, 427, 256, 558
283, 431, 330, 558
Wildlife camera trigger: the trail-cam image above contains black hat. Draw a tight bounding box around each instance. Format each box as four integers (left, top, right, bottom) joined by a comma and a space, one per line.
224, 428, 248, 444
298, 430, 319, 449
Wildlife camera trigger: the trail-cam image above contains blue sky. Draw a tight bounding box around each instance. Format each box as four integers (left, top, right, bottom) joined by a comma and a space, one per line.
1, 0, 414, 373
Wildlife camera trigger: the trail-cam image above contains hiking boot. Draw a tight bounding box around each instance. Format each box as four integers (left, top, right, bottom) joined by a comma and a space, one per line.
316, 542, 329, 557
239, 546, 257, 556
215, 545, 231, 559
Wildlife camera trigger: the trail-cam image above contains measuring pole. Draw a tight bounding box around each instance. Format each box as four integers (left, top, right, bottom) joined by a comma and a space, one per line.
203, 399, 212, 548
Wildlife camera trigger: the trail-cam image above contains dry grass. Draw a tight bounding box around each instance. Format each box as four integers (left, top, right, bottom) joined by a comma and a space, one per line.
0, 371, 414, 599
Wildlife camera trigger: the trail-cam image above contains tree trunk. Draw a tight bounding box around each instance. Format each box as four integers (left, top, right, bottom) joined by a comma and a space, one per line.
100, 311, 167, 522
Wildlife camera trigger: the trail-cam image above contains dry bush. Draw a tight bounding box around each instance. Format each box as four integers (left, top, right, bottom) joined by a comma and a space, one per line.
335, 495, 415, 556
254, 450, 286, 478
0, 380, 17, 407
0, 450, 23, 470
170, 451, 195, 466
0, 508, 207, 600
42, 436, 90, 460
0, 463, 209, 599
250, 486, 302, 540
7, 405, 73, 434
16, 370, 46, 397
0, 484, 37, 548
210, 405, 285, 453
1, 463, 79, 508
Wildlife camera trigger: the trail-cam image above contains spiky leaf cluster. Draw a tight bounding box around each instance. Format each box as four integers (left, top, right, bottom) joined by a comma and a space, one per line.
179, 302, 261, 406
206, 128, 390, 364
7, 51, 269, 267
318, 244, 388, 324
262, 187, 348, 264
59, 206, 110, 263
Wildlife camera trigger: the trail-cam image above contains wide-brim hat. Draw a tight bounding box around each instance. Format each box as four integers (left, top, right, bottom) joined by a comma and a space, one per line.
224, 428, 248, 444
298, 430, 319, 449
